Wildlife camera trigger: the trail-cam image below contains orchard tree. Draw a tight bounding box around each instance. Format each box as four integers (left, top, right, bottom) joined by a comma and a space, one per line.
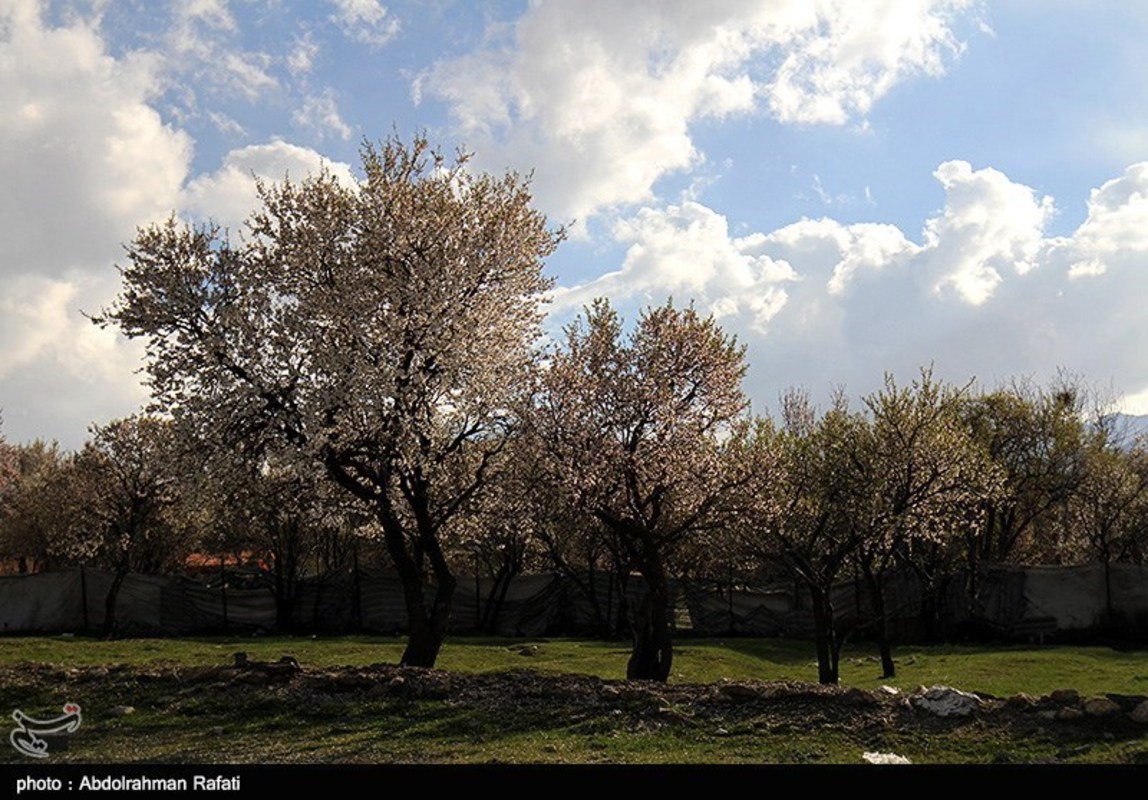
734, 390, 863, 685
96, 135, 562, 666
196, 445, 350, 631
527, 299, 749, 681
0, 439, 67, 573
849, 370, 1000, 677
63, 416, 194, 637
1069, 443, 1148, 621
0, 419, 15, 514
514, 436, 633, 637
960, 378, 1089, 572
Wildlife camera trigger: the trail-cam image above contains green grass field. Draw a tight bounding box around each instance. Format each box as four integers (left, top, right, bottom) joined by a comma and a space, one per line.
4, 634, 1147, 696
2, 635, 1147, 764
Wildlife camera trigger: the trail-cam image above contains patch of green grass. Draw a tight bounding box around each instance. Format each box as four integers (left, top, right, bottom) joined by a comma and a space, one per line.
3, 634, 1147, 697
4, 634, 1148, 764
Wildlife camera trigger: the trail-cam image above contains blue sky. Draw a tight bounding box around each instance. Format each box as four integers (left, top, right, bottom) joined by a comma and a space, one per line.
3, 0, 1148, 448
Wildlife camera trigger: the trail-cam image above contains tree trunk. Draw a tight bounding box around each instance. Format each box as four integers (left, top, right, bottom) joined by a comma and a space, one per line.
864, 565, 895, 678
376, 502, 455, 668
272, 543, 296, 633
810, 586, 839, 685
1103, 552, 1114, 626
627, 544, 672, 682
103, 561, 130, 640
482, 566, 517, 634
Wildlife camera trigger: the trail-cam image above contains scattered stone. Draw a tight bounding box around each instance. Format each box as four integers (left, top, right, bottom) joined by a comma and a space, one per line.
233, 671, 267, 687
600, 685, 620, 699
863, 751, 912, 764
877, 685, 900, 696
1006, 693, 1036, 709
1106, 693, 1148, 712
110, 705, 135, 716
1055, 706, 1084, 721
844, 687, 877, 706
714, 728, 730, 736
718, 682, 761, 700
1130, 700, 1148, 724
911, 686, 981, 717
1082, 697, 1121, 716
1050, 689, 1080, 706
1057, 744, 1091, 759
331, 673, 370, 691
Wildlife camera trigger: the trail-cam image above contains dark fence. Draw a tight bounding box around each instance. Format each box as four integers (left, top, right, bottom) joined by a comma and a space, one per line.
3, 563, 1148, 640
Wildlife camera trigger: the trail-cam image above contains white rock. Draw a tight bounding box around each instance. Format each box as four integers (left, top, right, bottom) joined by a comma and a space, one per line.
911, 685, 981, 717
863, 751, 912, 764
1130, 700, 1148, 724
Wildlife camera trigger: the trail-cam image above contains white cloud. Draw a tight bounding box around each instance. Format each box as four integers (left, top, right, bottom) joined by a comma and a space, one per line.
0, 2, 189, 446
922, 160, 1055, 304
208, 110, 247, 136
220, 51, 278, 100
558, 160, 1148, 417
164, 0, 278, 104
420, 0, 976, 222
0, 276, 77, 379
554, 201, 797, 333
329, 0, 399, 46
0, 3, 190, 281
1069, 162, 1148, 265
288, 32, 319, 76
292, 89, 353, 141
766, 1, 970, 124
183, 141, 357, 232
175, 0, 236, 32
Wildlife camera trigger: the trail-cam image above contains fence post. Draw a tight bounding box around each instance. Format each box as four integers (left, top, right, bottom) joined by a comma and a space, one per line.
79, 563, 90, 634
351, 539, 362, 633
220, 555, 229, 632
728, 565, 735, 635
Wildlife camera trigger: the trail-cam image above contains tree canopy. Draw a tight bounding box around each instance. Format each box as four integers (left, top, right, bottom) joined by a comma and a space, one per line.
96, 134, 563, 665
526, 298, 750, 681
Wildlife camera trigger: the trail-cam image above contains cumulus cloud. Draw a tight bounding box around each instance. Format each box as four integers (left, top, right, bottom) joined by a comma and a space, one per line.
420, 0, 975, 222
0, 4, 353, 447
920, 160, 1055, 303
554, 202, 797, 333
0, 2, 190, 279
0, 1, 191, 445
183, 141, 358, 232
559, 160, 1148, 416
1068, 162, 1148, 271
766, 1, 970, 124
